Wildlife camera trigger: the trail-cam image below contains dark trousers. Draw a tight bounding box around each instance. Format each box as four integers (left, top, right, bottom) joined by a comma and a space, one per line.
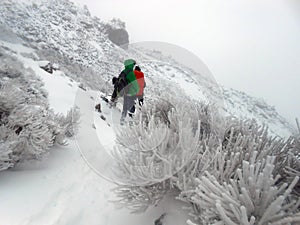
129, 96, 144, 115
121, 95, 136, 119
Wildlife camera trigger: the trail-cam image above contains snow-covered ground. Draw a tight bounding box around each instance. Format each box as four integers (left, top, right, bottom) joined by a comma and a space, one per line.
0, 41, 190, 225
0, 1, 297, 224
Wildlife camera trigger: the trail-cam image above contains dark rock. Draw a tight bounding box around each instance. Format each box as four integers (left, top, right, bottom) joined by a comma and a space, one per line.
95, 103, 101, 112
15, 126, 23, 135
38, 61, 55, 74
107, 28, 129, 48
78, 83, 87, 91
100, 96, 109, 103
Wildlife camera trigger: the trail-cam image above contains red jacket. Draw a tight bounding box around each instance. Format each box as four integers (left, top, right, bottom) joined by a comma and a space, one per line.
134, 70, 145, 96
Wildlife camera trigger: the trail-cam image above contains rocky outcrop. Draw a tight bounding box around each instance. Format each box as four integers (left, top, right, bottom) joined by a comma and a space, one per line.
107, 28, 129, 48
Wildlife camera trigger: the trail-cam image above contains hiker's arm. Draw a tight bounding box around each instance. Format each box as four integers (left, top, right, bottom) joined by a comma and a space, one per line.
111, 88, 117, 100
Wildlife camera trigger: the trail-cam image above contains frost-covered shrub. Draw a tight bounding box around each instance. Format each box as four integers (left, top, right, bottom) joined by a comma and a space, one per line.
181, 158, 300, 225
5, 104, 55, 161
112, 94, 300, 224
0, 83, 25, 117
112, 180, 173, 213
0, 52, 80, 171
54, 106, 81, 138
0, 53, 23, 78
112, 96, 214, 211
0, 140, 13, 171
177, 120, 300, 225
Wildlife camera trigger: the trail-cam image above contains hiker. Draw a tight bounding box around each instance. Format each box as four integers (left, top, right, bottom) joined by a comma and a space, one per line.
111, 59, 139, 124
133, 65, 146, 108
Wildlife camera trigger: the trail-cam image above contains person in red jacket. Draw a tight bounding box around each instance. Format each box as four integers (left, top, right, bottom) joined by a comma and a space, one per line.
133, 65, 146, 107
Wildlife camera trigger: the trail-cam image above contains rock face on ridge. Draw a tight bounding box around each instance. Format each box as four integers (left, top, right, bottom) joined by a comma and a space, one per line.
107, 28, 129, 47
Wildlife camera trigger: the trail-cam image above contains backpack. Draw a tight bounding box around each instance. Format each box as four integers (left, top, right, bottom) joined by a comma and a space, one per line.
115, 70, 130, 97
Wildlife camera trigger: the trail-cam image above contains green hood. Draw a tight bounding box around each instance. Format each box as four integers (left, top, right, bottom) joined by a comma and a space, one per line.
124, 59, 135, 71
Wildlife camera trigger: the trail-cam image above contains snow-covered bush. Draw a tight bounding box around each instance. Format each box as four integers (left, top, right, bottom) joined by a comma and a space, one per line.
4, 104, 55, 161
0, 82, 25, 117
175, 119, 300, 224
0, 53, 23, 78
0, 140, 13, 171
54, 106, 81, 139
112, 96, 215, 211
112, 95, 300, 224
0, 52, 80, 171
185, 160, 299, 225
112, 180, 173, 213
176, 121, 300, 224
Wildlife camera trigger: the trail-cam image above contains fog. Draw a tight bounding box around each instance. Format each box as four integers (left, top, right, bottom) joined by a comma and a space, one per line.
72, 0, 300, 125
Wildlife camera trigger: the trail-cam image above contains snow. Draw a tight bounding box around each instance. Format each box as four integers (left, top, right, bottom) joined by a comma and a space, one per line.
40, 70, 78, 116
36, 60, 51, 67
93, 94, 118, 155
39, 74, 78, 116
0, 40, 78, 116
0, 45, 190, 224
0, 39, 34, 55
89, 40, 104, 55
221, 87, 295, 138
0, 1, 296, 223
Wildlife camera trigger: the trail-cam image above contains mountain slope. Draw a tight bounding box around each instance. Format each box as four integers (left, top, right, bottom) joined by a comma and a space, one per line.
0, 39, 190, 224
0, 1, 298, 224
0, 0, 294, 138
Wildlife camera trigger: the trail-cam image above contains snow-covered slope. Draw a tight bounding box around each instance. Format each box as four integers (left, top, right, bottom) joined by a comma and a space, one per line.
0, 38, 190, 224
0, 0, 297, 224
0, 0, 294, 138
222, 87, 294, 138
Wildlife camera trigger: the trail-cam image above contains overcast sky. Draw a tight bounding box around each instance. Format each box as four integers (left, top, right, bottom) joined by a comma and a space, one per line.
72, 0, 300, 125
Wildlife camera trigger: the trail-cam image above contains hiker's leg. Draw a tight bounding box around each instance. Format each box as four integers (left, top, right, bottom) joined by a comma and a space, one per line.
122, 96, 136, 120
121, 96, 129, 119
128, 96, 136, 118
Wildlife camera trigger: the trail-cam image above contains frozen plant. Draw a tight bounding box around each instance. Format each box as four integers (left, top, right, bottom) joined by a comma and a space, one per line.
177, 119, 300, 225
0, 140, 13, 171
112, 96, 213, 212
54, 106, 81, 139
185, 158, 300, 225
0, 52, 80, 170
